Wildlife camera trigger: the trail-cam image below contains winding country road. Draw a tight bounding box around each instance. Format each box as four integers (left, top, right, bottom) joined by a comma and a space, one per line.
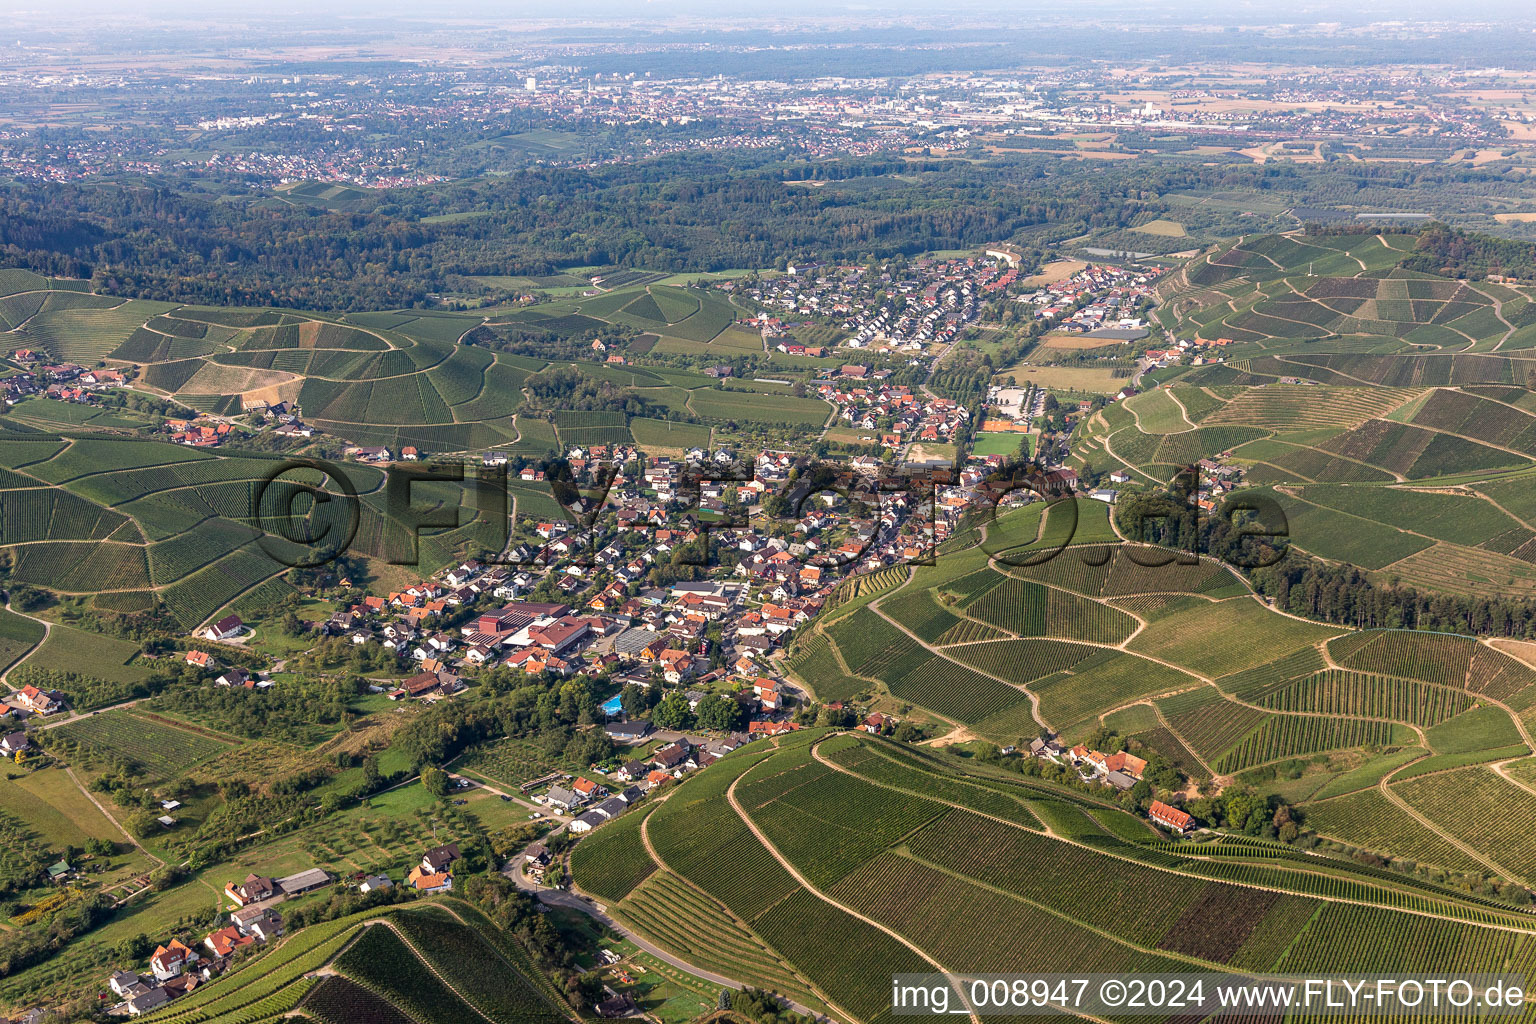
0, 592, 51, 688
508, 869, 831, 1019
505, 829, 832, 1020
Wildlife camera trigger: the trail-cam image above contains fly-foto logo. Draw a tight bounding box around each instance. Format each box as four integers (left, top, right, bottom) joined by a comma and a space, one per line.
247, 456, 1288, 571
248, 457, 944, 570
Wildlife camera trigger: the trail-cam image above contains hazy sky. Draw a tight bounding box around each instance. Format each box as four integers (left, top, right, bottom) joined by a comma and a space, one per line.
5, 0, 1536, 22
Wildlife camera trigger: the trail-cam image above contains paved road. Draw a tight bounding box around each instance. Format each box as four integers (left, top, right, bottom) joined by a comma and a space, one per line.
0, 593, 51, 688
33, 696, 150, 730
505, 852, 830, 1020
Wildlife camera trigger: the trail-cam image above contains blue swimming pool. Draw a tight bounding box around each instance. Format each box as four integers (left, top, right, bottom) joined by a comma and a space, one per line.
600, 695, 623, 715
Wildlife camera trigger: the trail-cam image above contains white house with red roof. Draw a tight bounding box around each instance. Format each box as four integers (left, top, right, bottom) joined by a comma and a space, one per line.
203, 615, 244, 642
1149, 800, 1194, 835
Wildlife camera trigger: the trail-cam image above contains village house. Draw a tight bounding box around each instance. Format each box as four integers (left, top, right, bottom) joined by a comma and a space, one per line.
568, 809, 607, 833
223, 874, 278, 907
1149, 800, 1194, 835
148, 939, 198, 982
229, 906, 283, 940
13, 684, 63, 716
203, 615, 244, 642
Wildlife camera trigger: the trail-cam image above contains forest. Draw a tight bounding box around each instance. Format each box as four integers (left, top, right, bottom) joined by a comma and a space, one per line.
6, 154, 1536, 310
1116, 488, 1536, 638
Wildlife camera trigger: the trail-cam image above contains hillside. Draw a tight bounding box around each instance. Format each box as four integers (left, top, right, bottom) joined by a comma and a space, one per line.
0, 271, 842, 629
572, 728, 1536, 1024
782, 501, 1536, 889
1062, 229, 1536, 604
124, 899, 570, 1024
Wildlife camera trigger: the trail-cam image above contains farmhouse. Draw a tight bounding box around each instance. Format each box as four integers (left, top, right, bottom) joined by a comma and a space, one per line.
203, 615, 244, 642
569, 810, 607, 833
596, 993, 638, 1018
126, 986, 171, 1015
148, 939, 198, 982
202, 926, 255, 958
229, 906, 283, 938
13, 684, 63, 715
546, 785, 583, 810
604, 720, 652, 743
395, 671, 443, 700
651, 741, 691, 770
1149, 800, 1194, 835
406, 864, 453, 892
1069, 744, 1147, 783
1029, 736, 1067, 759
863, 712, 895, 734
224, 874, 278, 907
421, 843, 461, 874
572, 777, 606, 801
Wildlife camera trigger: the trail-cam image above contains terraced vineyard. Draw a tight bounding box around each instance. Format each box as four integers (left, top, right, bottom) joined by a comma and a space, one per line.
612, 870, 829, 1013
573, 731, 1536, 1024
0, 272, 848, 625
786, 491, 1536, 893
1072, 229, 1536, 605
566, 804, 658, 902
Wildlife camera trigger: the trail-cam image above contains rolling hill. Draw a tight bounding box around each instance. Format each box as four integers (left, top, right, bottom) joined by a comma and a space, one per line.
573, 728, 1536, 1024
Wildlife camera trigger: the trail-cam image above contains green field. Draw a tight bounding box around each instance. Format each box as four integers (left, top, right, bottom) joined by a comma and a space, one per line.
970, 430, 1029, 457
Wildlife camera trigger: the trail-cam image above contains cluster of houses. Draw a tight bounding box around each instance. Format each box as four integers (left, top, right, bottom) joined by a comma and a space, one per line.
165, 418, 232, 448
1142, 335, 1236, 369
1, 357, 130, 408
318, 559, 805, 719
722, 253, 1012, 356
1018, 263, 1155, 336
107, 907, 285, 1016
530, 735, 767, 870
1027, 737, 1196, 834
1025, 734, 1151, 792
1068, 743, 1150, 792
344, 444, 394, 464
816, 378, 971, 452
107, 845, 468, 1013
184, 650, 274, 690
1192, 457, 1245, 512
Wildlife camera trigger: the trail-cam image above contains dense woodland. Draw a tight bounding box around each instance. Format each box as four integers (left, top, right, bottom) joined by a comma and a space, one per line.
1118, 488, 1536, 638
5, 155, 1536, 310
1400, 223, 1536, 280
